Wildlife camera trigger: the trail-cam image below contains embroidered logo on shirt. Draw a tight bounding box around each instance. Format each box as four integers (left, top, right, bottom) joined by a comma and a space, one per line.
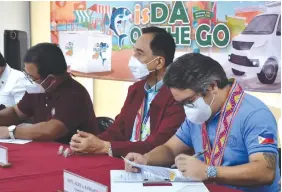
227, 135, 237, 148
51, 108, 56, 116
258, 133, 274, 145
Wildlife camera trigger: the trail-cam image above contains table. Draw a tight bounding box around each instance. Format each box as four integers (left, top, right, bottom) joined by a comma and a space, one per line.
0, 142, 241, 192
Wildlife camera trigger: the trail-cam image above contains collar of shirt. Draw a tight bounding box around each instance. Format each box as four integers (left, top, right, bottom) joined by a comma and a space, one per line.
206, 110, 221, 125
144, 80, 164, 93
0, 64, 11, 85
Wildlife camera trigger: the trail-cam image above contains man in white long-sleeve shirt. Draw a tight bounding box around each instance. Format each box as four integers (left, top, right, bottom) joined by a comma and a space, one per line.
0, 52, 29, 108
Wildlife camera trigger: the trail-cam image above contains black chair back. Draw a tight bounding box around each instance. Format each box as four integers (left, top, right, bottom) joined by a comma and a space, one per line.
97, 117, 114, 133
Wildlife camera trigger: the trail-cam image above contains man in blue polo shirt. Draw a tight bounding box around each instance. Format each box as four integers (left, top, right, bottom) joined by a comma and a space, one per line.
125, 53, 280, 192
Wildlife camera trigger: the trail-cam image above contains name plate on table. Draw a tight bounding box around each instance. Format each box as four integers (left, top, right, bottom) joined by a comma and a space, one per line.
0, 145, 11, 167
64, 170, 108, 192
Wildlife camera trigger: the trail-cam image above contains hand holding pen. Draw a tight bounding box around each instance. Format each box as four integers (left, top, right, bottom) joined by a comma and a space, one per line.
171, 150, 206, 169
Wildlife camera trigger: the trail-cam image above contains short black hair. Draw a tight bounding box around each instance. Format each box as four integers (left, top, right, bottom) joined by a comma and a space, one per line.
164, 53, 229, 94
142, 26, 175, 67
24, 43, 67, 78
0, 52, 6, 67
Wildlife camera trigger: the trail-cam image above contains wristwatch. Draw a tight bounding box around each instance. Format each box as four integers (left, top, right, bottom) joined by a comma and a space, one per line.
108, 143, 113, 157
206, 166, 217, 179
8, 125, 16, 139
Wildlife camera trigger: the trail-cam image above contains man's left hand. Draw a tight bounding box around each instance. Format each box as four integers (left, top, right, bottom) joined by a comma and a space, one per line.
70, 131, 110, 154
175, 154, 209, 181
0, 127, 9, 139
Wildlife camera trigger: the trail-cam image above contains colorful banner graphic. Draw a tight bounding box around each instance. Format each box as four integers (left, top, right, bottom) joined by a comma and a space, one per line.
50, 1, 281, 93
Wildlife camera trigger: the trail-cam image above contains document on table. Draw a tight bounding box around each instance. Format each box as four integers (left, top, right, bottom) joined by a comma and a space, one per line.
112, 169, 168, 182
0, 139, 32, 144
111, 170, 210, 192
122, 157, 194, 182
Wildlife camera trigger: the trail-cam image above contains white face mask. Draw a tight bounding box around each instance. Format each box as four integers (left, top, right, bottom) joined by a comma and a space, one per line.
25, 76, 52, 94
25, 82, 45, 94
184, 94, 215, 124
128, 56, 158, 80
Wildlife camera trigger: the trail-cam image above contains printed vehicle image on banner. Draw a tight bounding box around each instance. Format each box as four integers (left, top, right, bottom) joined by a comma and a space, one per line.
228, 1, 281, 86
50, 1, 281, 93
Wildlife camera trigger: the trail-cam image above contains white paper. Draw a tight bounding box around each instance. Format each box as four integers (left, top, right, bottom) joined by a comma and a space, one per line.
122, 157, 194, 182
64, 170, 107, 192
111, 170, 209, 192
113, 171, 143, 182
0, 145, 8, 164
0, 139, 32, 144
113, 170, 170, 183
177, 184, 210, 192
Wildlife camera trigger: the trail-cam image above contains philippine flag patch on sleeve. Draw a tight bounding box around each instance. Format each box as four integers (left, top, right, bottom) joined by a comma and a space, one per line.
258, 133, 275, 145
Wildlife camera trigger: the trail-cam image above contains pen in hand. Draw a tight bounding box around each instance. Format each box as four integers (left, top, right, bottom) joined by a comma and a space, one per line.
170, 150, 207, 169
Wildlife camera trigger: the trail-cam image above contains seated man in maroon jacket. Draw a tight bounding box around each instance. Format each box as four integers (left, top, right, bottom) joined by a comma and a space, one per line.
70, 26, 185, 157
0, 43, 99, 144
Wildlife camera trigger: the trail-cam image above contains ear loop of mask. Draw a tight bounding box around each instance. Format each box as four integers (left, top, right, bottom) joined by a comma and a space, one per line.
154, 57, 163, 92
146, 57, 159, 66
146, 57, 161, 92
203, 85, 216, 107
146, 57, 160, 74
41, 76, 54, 92
210, 94, 216, 107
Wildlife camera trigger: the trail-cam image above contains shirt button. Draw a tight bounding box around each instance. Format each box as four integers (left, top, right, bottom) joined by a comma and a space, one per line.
46, 104, 48, 107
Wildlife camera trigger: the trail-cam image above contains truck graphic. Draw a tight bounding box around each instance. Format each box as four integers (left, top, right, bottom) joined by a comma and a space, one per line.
228, 1, 281, 84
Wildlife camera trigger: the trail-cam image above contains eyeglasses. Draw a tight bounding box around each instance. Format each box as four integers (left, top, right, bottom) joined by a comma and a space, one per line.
175, 95, 199, 108
23, 70, 40, 84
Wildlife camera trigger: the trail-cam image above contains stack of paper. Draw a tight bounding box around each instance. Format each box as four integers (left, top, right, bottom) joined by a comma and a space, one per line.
110, 158, 210, 192
122, 157, 195, 182
111, 170, 209, 192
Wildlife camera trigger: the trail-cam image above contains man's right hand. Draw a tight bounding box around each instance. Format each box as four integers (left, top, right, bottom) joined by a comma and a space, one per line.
124, 153, 148, 173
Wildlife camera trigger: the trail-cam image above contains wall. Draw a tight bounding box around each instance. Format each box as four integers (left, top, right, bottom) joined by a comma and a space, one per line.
0, 1, 30, 53
30, 1, 49, 45
93, 79, 133, 118
30, 2, 281, 142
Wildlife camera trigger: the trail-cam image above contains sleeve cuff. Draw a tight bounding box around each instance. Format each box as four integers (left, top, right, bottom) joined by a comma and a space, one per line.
248, 145, 278, 156
176, 133, 193, 148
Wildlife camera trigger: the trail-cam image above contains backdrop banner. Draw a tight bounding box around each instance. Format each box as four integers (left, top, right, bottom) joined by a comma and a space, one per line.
51, 1, 281, 93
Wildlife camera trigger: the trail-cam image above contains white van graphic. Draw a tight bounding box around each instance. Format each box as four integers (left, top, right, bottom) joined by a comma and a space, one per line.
228, 2, 281, 84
